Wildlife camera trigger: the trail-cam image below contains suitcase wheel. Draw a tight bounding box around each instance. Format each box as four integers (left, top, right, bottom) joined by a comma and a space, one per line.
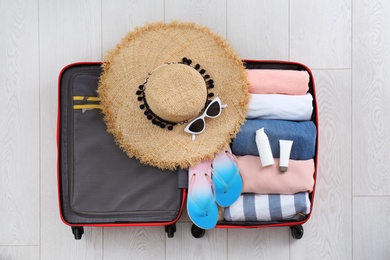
71, 226, 84, 240
165, 224, 176, 238
290, 225, 304, 239
191, 224, 205, 239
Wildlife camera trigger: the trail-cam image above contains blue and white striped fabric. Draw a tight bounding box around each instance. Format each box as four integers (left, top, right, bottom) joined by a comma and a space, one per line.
224, 192, 310, 222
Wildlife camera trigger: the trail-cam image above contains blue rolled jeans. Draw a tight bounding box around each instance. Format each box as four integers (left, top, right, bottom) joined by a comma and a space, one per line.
232, 119, 316, 160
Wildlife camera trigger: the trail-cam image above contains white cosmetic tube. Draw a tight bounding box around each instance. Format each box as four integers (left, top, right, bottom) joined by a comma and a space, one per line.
255, 128, 274, 167
279, 140, 293, 172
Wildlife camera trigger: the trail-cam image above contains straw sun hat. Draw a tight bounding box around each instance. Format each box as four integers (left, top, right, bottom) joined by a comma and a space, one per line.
98, 21, 249, 170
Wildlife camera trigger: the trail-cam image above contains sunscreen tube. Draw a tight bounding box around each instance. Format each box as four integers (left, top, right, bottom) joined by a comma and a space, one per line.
255, 128, 274, 167
279, 140, 293, 172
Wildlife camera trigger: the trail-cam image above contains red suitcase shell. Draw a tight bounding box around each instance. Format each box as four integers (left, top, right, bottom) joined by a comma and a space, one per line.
57, 60, 317, 240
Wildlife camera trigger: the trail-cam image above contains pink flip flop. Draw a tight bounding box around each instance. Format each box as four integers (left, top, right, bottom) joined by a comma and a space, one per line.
187, 160, 218, 230
211, 148, 243, 207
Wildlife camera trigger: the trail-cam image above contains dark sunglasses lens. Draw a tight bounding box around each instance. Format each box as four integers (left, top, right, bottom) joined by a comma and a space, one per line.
188, 118, 205, 133
206, 101, 221, 117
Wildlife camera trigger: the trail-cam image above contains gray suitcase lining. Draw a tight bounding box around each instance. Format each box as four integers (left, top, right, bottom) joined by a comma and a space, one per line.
59, 65, 183, 224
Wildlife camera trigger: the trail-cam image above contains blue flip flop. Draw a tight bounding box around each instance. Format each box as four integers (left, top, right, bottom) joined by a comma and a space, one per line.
187, 161, 218, 230
211, 148, 243, 207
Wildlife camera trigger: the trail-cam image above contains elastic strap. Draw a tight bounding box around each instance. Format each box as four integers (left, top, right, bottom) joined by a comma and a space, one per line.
73, 96, 101, 110
73, 96, 101, 102
73, 104, 102, 110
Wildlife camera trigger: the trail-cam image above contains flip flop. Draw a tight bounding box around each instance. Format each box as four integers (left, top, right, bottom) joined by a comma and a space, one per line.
211, 148, 243, 207
187, 160, 218, 230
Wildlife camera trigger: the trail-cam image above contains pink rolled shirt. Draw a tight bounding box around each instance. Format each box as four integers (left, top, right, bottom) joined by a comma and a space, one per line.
236, 155, 315, 194
246, 69, 310, 95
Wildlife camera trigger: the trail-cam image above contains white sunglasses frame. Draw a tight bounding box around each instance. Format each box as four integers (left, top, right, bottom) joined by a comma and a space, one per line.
184, 97, 227, 141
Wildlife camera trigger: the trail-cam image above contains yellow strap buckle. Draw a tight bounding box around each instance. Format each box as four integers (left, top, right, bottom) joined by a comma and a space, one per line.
73, 96, 101, 111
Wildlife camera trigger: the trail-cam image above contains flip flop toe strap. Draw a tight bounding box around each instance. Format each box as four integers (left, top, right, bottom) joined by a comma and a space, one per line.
211, 167, 240, 193
211, 149, 241, 193
189, 173, 216, 216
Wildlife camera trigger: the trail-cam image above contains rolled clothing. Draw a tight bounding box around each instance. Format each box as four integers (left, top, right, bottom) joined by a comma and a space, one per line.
237, 156, 314, 194
247, 69, 310, 95
247, 93, 313, 121
224, 192, 310, 222
232, 119, 316, 160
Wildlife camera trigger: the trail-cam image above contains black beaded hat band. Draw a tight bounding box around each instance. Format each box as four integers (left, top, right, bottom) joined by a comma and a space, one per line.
136, 57, 215, 130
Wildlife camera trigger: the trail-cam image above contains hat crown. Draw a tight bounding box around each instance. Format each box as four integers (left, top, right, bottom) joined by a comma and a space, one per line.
145, 63, 207, 123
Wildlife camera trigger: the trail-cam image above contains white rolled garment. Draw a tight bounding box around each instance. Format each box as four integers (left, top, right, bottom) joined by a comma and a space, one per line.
247, 93, 313, 121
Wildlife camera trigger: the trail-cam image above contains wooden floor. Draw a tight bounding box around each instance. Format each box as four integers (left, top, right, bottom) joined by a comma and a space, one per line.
1, 0, 389, 259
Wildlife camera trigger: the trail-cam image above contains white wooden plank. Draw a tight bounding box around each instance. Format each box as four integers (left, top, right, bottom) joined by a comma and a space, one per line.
102, 0, 164, 55
43, 227, 103, 260
290, 0, 351, 69
353, 197, 390, 260
166, 223, 227, 260
290, 70, 352, 259
227, 227, 289, 260
0, 246, 39, 260
352, 0, 390, 196
165, 0, 226, 37
226, 0, 289, 60
104, 227, 166, 260
39, 0, 103, 259
0, 0, 39, 245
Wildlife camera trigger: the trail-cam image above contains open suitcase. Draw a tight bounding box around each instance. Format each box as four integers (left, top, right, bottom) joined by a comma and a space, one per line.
57, 60, 317, 240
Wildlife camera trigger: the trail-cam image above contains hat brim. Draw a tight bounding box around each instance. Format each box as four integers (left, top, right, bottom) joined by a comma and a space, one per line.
98, 21, 249, 170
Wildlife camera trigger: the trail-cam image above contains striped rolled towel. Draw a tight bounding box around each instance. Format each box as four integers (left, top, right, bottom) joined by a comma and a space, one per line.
224, 192, 310, 222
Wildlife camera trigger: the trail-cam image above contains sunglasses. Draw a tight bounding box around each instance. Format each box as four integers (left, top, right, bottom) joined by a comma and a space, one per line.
184, 97, 227, 141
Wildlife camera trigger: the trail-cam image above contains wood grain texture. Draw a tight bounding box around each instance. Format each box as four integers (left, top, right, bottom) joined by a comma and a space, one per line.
42, 227, 102, 260
290, 0, 351, 69
0, 0, 39, 245
39, 0, 103, 259
227, 227, 289, 260
102, 0, 164, 55
165, 0, 226, 37
166, 223, 227, 260
290, 70, 352, 260
353, 197, 390, 260
0, 246, 39, 260
352, 0, 390, 196
104, 227, 166, 260
226, 0, 289, 60
1, 0, 390, 258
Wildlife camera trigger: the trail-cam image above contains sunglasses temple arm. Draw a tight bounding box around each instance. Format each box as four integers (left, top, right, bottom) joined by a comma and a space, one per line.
192, 134, 196, 141
222, 104, 227, 108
